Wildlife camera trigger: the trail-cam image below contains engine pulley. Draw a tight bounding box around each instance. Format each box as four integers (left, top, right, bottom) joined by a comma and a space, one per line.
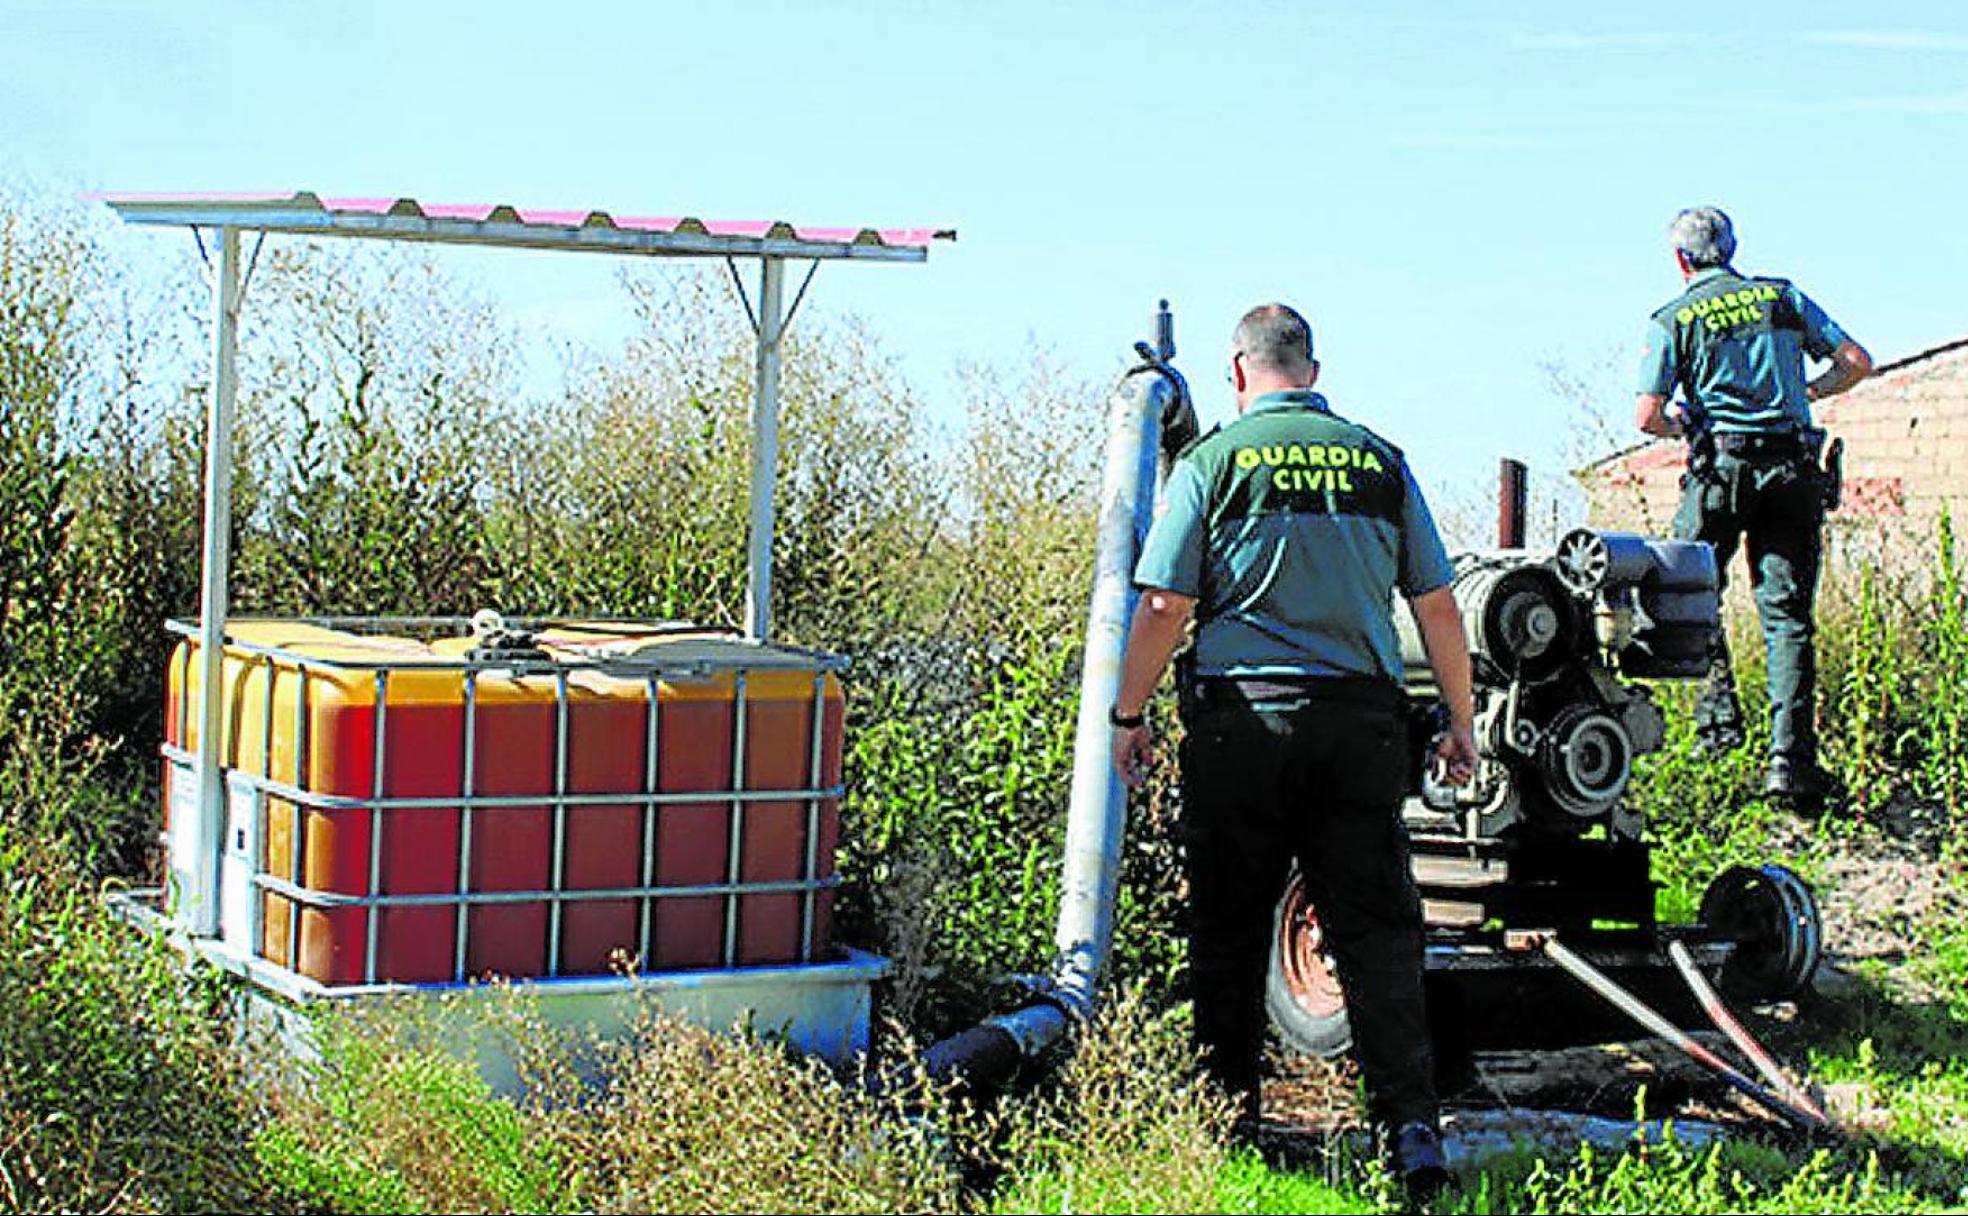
1537, 704, 1633, 818
1459, 564, 1576, 681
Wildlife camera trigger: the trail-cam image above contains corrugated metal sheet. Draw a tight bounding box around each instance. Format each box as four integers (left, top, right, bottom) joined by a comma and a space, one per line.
101, 191, 953, 262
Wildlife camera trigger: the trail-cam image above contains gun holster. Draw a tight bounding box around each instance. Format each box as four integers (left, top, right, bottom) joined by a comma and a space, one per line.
1685, 429, 1718, 481
1820, 435, 1845, 513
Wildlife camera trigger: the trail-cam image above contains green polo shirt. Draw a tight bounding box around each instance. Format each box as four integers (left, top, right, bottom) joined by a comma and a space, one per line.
1133, 390, 1453, 681
1637, 266, 1851, 434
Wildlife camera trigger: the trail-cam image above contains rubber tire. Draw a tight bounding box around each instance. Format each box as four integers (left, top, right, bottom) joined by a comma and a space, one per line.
1265, 868, 1354, 1058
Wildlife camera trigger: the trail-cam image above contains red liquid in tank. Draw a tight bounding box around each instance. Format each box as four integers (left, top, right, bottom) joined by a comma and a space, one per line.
653, 697, 734, 969
558, 695, 649, 974
467, 697, 552, 978
737, 692, 844, 964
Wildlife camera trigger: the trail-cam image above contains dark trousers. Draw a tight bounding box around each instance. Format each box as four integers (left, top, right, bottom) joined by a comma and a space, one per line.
1673, 451, 1826, 763
1178, 681, 1437, 1130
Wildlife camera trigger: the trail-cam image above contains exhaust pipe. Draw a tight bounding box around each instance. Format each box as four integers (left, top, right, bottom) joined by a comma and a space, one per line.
922, 303, 1192, 1091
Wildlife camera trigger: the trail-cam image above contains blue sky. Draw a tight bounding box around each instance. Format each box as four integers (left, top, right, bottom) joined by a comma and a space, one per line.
4, 0, 1966, 512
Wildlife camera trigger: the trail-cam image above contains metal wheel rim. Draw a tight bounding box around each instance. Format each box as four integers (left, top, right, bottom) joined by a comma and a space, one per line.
1277, 870, 1347, 1019
1701, 863, 1823, 1000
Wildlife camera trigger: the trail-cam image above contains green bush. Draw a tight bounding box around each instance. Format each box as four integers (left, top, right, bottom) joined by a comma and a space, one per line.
259, 992, 968, 1215
255, 998, 571, 1215
0, 832, 283, 1213
1636, 516, 1968, 919
1442, 1139, 1939, 1215
989, 986, 1235, 1215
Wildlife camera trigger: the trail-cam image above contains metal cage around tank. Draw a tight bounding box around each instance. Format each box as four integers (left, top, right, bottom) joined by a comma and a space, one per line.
159, 615, 849, 997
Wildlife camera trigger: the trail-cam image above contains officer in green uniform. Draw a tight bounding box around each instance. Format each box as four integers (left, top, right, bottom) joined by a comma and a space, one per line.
1636, 207, 1872, 800
1109, 303, 1479, 1197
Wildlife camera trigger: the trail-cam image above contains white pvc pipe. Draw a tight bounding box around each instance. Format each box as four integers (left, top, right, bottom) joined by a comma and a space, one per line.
745, 256, 786, 641
921, 334, 1180, 1090
1051, 366, 1169, 1015
189, 226, 241, 937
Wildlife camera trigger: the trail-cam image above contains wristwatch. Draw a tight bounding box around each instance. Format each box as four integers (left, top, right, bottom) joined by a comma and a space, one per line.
1108, 706, 1146, 729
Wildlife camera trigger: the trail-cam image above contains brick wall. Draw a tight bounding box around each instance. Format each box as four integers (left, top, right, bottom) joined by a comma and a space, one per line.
1578, 337, 1968, 544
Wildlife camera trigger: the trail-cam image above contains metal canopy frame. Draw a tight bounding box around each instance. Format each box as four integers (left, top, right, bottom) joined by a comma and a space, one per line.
102, 190, 951, 936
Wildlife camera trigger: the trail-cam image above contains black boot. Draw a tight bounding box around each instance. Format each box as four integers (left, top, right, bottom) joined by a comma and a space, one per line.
1692, 650, 1745, 755
1388, 1121, 1450, 1204
1694, 687, 1746, 755
1764, 754, 1833, 810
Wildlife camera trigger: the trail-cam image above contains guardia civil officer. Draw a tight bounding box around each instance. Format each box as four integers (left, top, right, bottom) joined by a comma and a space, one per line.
1110, 303, 1479, 1199
1636, 207, 1872, 801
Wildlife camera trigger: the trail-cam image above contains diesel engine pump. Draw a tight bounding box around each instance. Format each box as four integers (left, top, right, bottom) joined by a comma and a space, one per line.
1268, 528, 1825, 1061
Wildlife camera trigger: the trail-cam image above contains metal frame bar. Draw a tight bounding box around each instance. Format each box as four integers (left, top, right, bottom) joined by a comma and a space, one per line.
638, 674, 660, 966
254, 873, 838, 910
289, 666, 308, 967
781, 260, 822, 332
725, 256, 760, 334
1541, 935, 1831, 1131
249, 662, 275, 956
161, 617, 849, 675
745, 258, 786, 640
454, 671, 478, 981
109, 885, 887, 1007
548, 670, 571, 976
189, 225, 242, 936
724, 673, 750, 968
161, 746, 842, 810
801, 672, 826, 963
364, 671, 388, 983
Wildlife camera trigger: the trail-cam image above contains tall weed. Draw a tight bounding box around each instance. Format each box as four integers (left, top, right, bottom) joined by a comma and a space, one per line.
0, 832, 281, 1213
261, 992, 968, 1215
1913, 512, 1968, 825
990, 985, 1234, 1215
1445, 1139, 1934, 1215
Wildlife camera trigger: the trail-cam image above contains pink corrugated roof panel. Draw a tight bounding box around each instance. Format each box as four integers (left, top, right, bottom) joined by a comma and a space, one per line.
100, 190, 953, 249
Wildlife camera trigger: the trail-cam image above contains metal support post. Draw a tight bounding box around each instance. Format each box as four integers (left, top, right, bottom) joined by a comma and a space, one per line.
744, 257, 786, 640
189, 225, 242, 938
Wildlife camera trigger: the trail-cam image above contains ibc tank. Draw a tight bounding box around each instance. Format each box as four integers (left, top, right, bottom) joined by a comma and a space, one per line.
162, 620, 844, 988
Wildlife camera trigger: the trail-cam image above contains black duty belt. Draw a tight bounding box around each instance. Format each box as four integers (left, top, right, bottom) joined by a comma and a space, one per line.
1712, 431, 1809, 461
1195, 674, 1401, 711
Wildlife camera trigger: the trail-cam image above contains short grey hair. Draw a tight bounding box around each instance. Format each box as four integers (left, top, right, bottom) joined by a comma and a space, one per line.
1233, 303, 1316, 374
1669, 206, 1736, 268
